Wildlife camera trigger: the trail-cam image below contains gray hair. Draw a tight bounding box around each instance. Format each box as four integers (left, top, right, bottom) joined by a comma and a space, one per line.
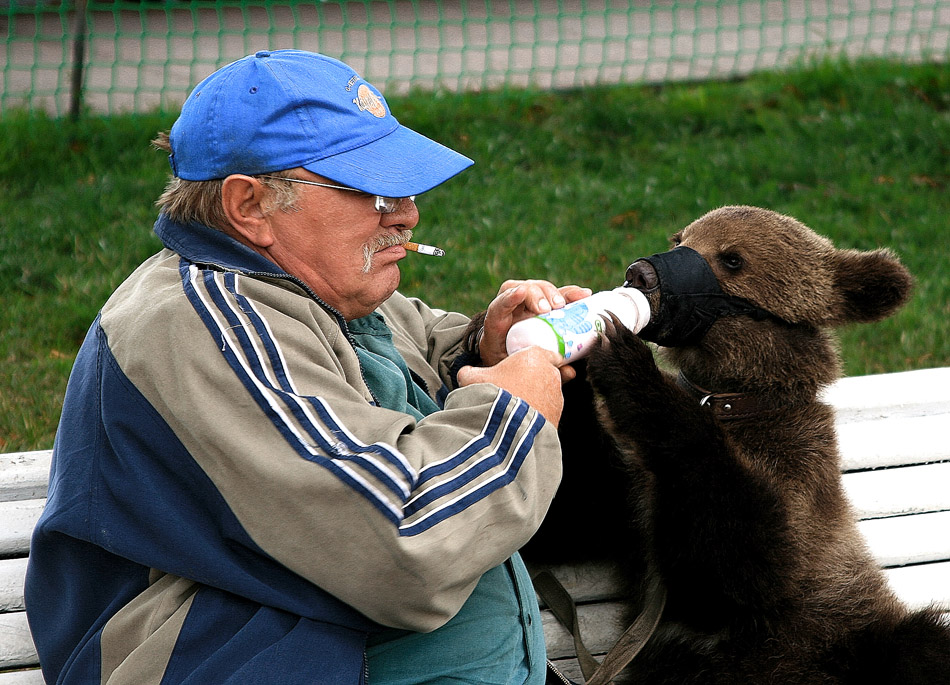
151, 132, 301, 232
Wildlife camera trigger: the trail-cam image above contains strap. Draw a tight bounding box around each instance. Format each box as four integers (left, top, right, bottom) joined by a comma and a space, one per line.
533, 569, 666, 684
533, 570, 602, 679
677, 371, 776, 421
586, 575, 666, 685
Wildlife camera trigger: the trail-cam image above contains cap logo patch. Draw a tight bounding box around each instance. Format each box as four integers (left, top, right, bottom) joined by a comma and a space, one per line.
352, 83, 386, 118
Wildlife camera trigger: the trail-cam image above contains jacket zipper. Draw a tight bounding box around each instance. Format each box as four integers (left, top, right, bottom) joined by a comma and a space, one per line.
241, 266, 382, 685
230, 267, 382, 407
546, 659, 575, 684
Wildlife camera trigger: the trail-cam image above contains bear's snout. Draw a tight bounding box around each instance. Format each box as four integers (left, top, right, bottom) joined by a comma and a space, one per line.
625, 260, 659, 292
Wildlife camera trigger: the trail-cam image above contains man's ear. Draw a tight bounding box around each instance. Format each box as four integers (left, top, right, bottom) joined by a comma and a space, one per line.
221, 175, 275, 248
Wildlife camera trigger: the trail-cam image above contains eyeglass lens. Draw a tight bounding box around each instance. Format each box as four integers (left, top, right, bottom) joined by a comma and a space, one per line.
375, 196, 416, 214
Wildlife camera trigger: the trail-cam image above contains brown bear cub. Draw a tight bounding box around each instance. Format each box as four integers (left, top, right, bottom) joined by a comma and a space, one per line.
568, 206, 950, 683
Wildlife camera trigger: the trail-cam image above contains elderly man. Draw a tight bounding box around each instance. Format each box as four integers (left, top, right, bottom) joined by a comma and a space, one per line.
26, 50, 587, 684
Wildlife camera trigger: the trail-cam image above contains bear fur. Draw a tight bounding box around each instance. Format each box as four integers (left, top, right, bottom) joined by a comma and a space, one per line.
528, 206, 950, 683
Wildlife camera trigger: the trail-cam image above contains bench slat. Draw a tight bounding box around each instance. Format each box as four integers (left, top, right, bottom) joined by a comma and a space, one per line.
837, 413, 950, 471
859, 510, 950, 568
542, 600, 626, 659
0, 613, 36, 671
526, 559, 625, 606
821, 367, 950, 421
0, 454, 50, 505
0, 502, 44, 559
842, 461, 950, 519
886, 561, 950, 612
0, 670, 44, 685
0, 560, 28, 614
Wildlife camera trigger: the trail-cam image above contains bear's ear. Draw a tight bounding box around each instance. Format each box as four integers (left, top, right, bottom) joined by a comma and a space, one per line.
829, 248, 914, 325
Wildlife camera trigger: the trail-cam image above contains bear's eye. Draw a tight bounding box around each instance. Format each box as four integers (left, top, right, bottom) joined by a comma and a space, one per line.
670, 232, 683, 248
720, 253, 744, 271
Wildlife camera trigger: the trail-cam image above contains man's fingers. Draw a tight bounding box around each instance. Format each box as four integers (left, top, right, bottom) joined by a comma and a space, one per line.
558, 284, 593, 304
495, 280, 587, 316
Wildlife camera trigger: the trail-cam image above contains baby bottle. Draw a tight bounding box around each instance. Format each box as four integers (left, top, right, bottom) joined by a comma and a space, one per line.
505, 287, 651, 362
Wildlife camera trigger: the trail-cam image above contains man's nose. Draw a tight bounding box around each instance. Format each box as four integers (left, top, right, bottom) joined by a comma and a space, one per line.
380, 197, 419, 229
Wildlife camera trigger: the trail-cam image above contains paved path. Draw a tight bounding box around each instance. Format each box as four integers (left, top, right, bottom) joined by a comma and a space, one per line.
2, 0, 948, 114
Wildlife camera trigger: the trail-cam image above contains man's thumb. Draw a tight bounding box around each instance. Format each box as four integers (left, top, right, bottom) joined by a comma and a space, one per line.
456, 365, 484, 387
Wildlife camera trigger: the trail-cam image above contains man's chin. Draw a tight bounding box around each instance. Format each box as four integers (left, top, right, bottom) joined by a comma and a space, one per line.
366, 265, 401, 301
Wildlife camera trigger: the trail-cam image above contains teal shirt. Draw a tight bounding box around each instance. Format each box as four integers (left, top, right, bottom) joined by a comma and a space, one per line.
349, 313, 546, 685
349, 313, 441, 420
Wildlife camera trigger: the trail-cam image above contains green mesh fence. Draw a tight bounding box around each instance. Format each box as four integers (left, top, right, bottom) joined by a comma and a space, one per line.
2, 0, 949, 117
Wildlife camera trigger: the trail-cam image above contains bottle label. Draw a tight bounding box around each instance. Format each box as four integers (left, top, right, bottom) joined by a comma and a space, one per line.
534, 314, 567, 357
539, 301, 602, 360
505, 288, 648, 361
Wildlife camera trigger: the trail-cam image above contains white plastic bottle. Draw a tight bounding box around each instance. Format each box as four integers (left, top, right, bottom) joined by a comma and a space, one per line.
505, 287, 651, 362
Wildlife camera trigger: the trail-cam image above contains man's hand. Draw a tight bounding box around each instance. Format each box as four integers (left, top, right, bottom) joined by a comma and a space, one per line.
457, 347, 566, 426
478, 280, 592, 368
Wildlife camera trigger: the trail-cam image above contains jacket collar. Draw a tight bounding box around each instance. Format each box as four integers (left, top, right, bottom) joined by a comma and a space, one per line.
154, 213, 287, 277
154, 213, 358, 335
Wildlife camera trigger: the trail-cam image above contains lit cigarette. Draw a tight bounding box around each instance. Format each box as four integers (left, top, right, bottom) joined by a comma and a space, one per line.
404, 241, 445, 257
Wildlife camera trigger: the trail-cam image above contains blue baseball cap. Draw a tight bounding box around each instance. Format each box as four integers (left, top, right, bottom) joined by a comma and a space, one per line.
168, 50, 473, 196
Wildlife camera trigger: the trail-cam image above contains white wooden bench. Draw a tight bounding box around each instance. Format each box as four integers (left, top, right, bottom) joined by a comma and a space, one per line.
2, 368, 949, 684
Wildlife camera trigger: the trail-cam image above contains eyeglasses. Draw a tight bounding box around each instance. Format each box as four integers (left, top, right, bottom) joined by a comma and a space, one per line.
260, 176, 415, 214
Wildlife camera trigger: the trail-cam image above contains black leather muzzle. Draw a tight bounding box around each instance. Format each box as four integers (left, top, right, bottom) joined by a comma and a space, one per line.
626, 246, 776, 347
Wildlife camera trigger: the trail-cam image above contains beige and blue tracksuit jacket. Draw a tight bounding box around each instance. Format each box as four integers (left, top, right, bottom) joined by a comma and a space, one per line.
25, 214, 562, 684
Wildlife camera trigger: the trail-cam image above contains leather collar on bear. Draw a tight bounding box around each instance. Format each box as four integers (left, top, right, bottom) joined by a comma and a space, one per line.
630, 246, 779, 347
676, 372, 781, 422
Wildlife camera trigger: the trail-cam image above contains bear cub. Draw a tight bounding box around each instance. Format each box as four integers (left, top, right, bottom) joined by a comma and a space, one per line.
557, 206, 950, 683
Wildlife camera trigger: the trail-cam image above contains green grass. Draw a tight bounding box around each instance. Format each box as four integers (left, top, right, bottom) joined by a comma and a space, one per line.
2, 57, 948, 452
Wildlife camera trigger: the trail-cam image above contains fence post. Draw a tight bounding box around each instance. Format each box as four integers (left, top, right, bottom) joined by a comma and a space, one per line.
69, 0, 88, 121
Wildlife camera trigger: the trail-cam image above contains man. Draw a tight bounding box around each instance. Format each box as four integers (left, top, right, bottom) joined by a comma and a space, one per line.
26, 49, 588, 684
